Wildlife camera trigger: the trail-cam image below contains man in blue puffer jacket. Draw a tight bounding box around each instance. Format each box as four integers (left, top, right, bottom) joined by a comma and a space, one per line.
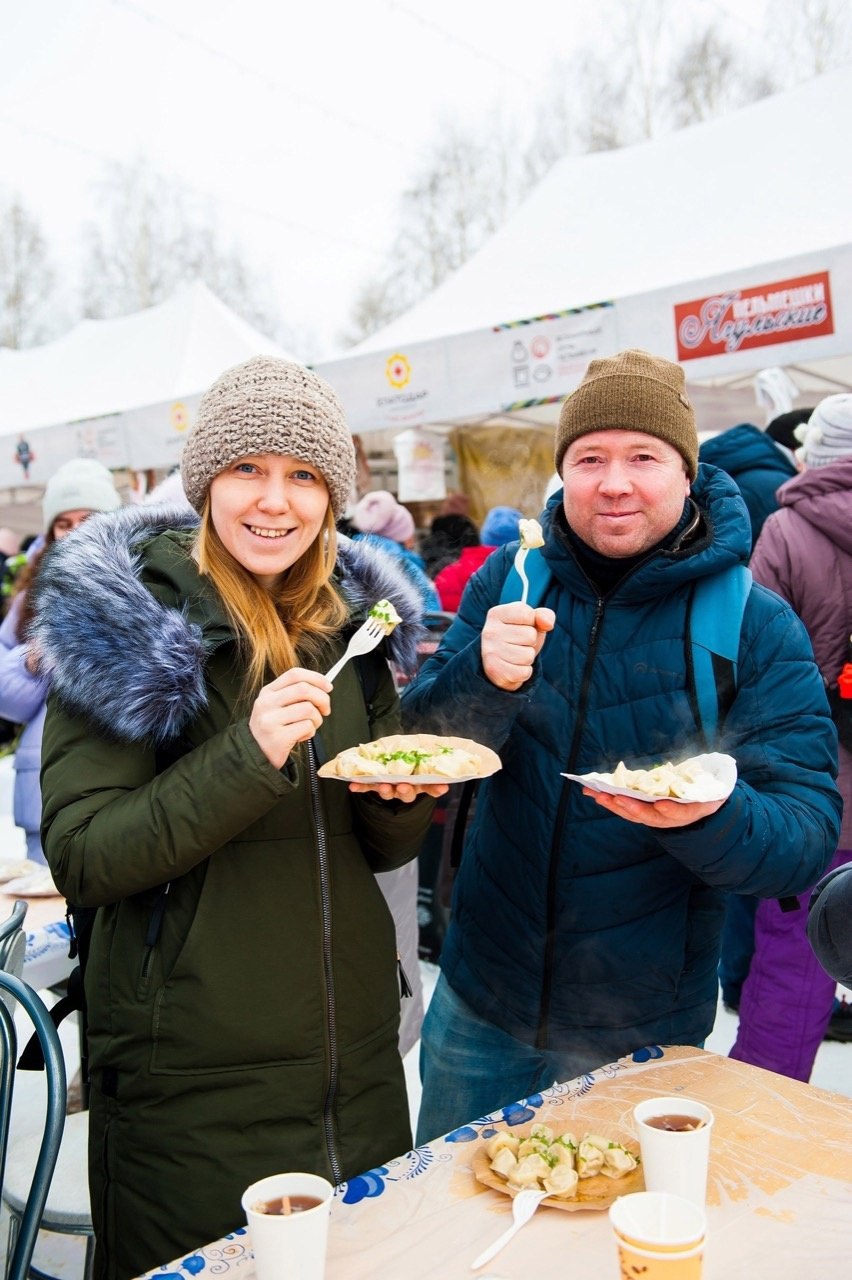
401, 349, 841, 1144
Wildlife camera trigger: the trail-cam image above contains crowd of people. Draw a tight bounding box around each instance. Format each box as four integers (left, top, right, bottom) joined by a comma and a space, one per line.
0, 349, 849, 1280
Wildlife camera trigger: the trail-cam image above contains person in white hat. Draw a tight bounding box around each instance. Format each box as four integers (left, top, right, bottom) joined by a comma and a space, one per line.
0, 458, 122, 871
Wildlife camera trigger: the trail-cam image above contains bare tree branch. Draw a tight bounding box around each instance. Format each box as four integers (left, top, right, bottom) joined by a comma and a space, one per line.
0, 192, 58, 348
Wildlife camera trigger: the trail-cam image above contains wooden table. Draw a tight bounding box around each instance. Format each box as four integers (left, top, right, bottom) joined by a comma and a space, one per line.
137, 1045, 852, 1279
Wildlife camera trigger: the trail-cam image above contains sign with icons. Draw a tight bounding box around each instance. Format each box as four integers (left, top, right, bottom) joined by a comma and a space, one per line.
318, 302, 617, 432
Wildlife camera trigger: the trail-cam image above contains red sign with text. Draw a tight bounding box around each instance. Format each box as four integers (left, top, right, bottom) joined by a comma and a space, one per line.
675, 271, 834, 361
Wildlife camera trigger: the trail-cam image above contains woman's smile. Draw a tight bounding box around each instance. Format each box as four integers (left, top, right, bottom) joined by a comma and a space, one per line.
209, 454, 330, 587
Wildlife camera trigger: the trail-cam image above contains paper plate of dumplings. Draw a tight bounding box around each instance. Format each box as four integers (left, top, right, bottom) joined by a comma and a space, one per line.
472, 1122, 643, 1211
317, 733, 501, 786
563, 752, 737, 805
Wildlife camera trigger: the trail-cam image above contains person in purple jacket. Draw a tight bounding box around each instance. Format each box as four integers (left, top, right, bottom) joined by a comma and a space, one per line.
729, 392, 852, 1078
0, 459, 121, 864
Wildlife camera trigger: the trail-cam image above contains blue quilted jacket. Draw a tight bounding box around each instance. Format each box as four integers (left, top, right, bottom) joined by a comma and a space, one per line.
402, 464, 841, 1059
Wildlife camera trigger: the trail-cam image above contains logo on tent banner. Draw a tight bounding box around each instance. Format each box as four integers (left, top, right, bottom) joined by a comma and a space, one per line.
385, 353, 412, 389
171, 402, 189, 433
675, 271, 834, 361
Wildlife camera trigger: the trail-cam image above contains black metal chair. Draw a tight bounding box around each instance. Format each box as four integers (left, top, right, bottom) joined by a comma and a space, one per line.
0, 971, 66, 1280
0, 901, 94, 1280
0, 902, 27, 984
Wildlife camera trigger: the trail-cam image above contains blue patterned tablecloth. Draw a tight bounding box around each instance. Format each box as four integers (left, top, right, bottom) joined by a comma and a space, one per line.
25, 918, 74, 990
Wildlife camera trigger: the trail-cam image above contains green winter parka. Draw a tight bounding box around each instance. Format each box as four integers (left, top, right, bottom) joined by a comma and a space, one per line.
35, 507, 436, 1280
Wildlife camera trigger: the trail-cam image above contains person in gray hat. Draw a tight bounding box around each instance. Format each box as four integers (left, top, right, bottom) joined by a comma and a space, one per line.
402, 348, 841, 1144
33, 356, 445, 1279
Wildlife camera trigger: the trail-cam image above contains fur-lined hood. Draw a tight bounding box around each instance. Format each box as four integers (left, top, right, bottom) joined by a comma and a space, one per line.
31, 503, 426, 745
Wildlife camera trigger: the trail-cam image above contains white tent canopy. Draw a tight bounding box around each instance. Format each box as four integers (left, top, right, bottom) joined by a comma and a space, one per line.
0, 282, 291, 489
316, 69, 852, 436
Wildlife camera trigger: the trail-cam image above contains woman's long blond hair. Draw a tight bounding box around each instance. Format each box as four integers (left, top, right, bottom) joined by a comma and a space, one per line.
196, 501, 348, 694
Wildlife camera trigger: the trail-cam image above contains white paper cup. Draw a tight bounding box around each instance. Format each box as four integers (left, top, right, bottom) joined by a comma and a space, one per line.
614, 1235, 705, 1279
633, 1096, 714, 1208
241, 1172, 333, 1280
609, 1190, 706, 1250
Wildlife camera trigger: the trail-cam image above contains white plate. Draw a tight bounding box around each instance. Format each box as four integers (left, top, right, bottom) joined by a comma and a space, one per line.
2, 871, 62, 897
0, 859, 42, 884
328, 771, 492, 785
562, 752, 737, 804
318, 733, 502, 785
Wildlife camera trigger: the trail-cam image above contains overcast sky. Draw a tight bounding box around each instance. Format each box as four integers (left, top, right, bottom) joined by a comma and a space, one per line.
1, 0, 769, 359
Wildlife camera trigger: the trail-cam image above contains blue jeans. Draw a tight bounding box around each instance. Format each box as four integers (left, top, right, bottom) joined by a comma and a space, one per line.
718, 893, 758, 1008
415, 974, 606, 1146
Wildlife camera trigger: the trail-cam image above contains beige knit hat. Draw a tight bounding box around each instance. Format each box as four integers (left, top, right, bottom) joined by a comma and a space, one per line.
181, 356, 356, 517
555, 349, 698, 480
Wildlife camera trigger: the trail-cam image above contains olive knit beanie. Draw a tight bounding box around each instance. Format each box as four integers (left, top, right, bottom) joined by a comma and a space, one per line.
555, 349, 698, 479
181, 356, 356, 517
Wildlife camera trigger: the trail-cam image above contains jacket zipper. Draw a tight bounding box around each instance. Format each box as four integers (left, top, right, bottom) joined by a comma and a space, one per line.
140, 883, 171, 981
537, 594, 605, 1048
535, 510, 704, 1047
307, 739, 343, 1186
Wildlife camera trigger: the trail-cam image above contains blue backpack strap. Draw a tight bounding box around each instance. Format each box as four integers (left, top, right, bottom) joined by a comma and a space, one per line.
499, 546, 552, 608
690, 564, 752, 743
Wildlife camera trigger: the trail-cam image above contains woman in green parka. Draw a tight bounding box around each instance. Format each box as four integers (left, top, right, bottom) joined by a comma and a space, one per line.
34, 357, 445, 1280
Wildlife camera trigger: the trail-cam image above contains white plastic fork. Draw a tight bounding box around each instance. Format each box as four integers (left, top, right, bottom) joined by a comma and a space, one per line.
513, 545, 531, 605
470, 1188, 548, 1270
325, 615, 387, 683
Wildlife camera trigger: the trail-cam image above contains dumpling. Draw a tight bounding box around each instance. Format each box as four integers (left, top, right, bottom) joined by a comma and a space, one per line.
549, 1141, 575, 1170
543, 1164, 579, 1198
517, 1137, 549, 1159
508, 1153, 551, 1188
484, 1123, 635, 1199
485, 1130, 520, 1160
490, 1147, 519, 1179
519, 518, 544, 549
601, 1144, 639, 1178
368, 599, 402, 636
529, 1123, 554, 1143
332, 748, 389, 777
424, 746, 480, 779
576, 1139, 605, 1178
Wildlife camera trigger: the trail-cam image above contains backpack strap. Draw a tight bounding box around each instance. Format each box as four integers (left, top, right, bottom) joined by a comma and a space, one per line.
504, 552, 752, 746
689, 565, 752, 744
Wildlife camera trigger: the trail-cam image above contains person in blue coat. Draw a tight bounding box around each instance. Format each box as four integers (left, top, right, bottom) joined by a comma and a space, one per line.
698, 420, 798, 549
400, 349, 841, 1144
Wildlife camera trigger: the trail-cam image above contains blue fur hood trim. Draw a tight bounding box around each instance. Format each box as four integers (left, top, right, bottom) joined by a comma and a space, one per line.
31, 504, 425, 745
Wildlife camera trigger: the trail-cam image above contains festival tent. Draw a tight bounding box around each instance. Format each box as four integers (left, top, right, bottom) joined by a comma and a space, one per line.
0, 281, 291, 494
316, 67, 852, 444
